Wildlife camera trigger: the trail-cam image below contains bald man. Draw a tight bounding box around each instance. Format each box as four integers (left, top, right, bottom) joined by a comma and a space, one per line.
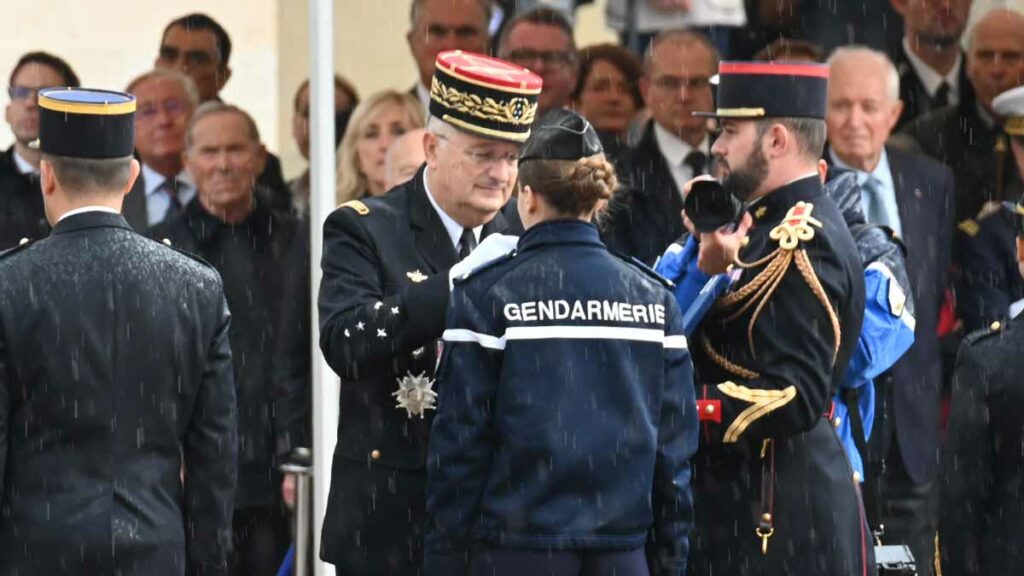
383, 128, 426, 192
826, 46, 954, 576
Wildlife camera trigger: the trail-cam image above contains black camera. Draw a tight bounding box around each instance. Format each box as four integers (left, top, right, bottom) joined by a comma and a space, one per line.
683, 179, 744, 233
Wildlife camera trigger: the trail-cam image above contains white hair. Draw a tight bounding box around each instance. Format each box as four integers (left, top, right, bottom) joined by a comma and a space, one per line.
826, 45, 900, 102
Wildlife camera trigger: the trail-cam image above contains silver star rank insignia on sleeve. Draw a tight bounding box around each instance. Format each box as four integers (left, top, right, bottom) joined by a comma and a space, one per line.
374, 301, 384, 310
356, 322, 365, 331
406, 270, 428, 283
391, 306, 400, 315
393, 372, 438, 418
377, 328, 387, 338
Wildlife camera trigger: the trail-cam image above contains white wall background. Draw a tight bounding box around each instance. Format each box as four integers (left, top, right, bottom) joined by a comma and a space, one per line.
1, 0, 615, 181
0, 0, 278, 163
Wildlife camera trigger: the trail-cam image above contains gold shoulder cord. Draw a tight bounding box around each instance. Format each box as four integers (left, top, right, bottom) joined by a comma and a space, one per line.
704, 202, 841, 377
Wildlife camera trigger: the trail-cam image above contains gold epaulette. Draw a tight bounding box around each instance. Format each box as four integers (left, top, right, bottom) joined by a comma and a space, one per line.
339, 199, 369, 215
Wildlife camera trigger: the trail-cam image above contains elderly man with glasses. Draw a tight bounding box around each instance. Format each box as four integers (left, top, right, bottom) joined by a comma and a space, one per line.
1, 51, 79, 250
122, 68, 200, 232
317, 50, 538, 576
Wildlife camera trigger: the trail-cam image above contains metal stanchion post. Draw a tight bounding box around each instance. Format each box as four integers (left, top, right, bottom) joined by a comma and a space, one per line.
281, 447, 313, 576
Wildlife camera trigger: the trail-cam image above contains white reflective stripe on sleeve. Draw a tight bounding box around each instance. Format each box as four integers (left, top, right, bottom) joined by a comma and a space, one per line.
442, 329, 507, 350
505, 325, 676, 346
865, 261, 917, 331
663, 335, 689, 349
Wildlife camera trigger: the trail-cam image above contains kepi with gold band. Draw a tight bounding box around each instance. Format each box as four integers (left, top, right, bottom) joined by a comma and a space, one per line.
430, 50, 542, 142
695, 61, 830, 119
33, 87, 136, 158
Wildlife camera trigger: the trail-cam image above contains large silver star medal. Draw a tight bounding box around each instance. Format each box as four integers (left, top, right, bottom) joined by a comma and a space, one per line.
393, 371, 438, 418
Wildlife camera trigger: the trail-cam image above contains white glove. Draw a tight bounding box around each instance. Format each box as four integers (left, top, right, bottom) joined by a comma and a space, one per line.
448, 233, 519, 288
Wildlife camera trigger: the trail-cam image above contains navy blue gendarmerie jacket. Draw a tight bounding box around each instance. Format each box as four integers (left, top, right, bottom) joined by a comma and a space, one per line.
424, 219, 698, 575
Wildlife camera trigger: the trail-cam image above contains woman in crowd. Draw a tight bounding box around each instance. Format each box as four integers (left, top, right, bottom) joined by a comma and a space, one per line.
336, 89, 424, 204
424, 109, 698, 576
570, 43, 643, 163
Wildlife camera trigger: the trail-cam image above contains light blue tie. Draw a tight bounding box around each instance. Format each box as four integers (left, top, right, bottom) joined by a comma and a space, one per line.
861, 176, 899, 237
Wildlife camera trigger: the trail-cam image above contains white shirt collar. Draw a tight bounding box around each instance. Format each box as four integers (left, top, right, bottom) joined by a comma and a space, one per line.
12, 149, 37, 176
422, 168, 482, 250
1010, 298, 1024, 320
902, 39, 961, 102
653, 122, 708, 167
416, 82, 431, 117
58, 206, 120, 222
830, 147, 895, 193
141, 162, 194, 197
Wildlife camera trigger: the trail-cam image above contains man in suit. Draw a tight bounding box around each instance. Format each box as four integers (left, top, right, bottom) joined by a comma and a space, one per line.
826, 46, 954, 576
1, 51, 79, 250
890, 0, 973, 129
901, 7, 1024, 226
406, 0, 491, 112
122, 68, 199, 232
318, 51, 537, 575
155, 12, 291, 211
0, 88, 236, 575
497, 7, 579, 117
150, 101, 301, 575
604, 30, 718, 265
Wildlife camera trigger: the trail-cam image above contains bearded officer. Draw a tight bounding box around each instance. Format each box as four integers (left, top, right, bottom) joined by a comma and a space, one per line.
683, 62, 871, 575
318, 51, 540, 575
0, 88, 236, 575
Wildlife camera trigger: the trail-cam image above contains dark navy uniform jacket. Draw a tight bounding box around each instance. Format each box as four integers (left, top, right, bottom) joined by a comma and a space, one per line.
687, 176, 871, 576
0, 211, 237, 575
424, 220, 698, 576
941, 315, 1024, 575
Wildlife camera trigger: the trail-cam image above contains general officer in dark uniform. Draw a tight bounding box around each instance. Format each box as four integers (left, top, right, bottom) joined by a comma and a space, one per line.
0, 88, 237, 575
685, 63, 871, 575
955, 85, 1024, 332
318, 51, 540, 575
939, 89, 1024, 576
424, 110, 698, 576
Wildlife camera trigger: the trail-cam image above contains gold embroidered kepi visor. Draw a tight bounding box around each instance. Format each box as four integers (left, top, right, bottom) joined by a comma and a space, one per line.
430, 50, 543, 143
35, 87, 136, 158
993, 85, 1024, 137
695, 61, 830, 120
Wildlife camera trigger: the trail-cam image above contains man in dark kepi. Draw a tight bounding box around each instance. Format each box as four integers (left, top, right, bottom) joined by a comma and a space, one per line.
684, 62, 871, 575
0, 88, 237, 575
318, 50, 538, 575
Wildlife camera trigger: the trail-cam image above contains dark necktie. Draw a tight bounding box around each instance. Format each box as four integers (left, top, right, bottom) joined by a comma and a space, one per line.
458, 227, 477, 259
684, 150, 707, 178
932, 82, 950, 108
162, 178, 182, 220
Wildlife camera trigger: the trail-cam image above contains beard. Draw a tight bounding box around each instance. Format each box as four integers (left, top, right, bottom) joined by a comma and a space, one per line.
720, 145, 769, 202
917, 30, 962, 50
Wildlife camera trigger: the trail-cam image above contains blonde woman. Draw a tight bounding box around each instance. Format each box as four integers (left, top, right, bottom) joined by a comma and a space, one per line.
336, 90, 425, 204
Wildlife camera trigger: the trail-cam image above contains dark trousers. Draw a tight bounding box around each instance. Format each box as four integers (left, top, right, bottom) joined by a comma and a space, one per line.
469, 547, 648, 576
868, 381, 938, 576
879, 437, 938, 576
230, 505, 290, 576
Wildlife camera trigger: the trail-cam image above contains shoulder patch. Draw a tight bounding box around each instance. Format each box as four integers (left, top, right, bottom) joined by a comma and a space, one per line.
962, 320, 1004, 347
769, 201, 822, 250
609, 249, 674, 289
0, 238, 36, 260
957, 219, 979, 237
339, 199, 370, 215
452, 251, 517, 285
